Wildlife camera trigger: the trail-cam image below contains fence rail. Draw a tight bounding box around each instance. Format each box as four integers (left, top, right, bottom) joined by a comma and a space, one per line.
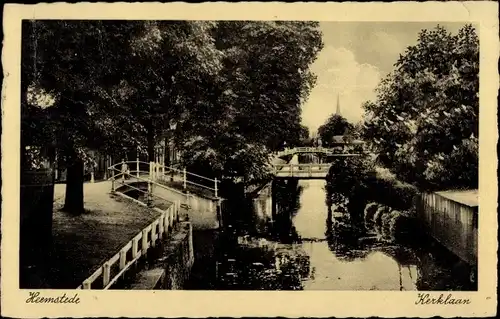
273, 163, 332, 178
108, 160, 219, 198
151, 162, 219, 197
274, 163, 332, 170
77, 197, 182, 290
275, 147, 367, 157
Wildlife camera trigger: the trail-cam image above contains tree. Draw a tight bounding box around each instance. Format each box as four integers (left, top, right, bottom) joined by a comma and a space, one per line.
212, 21, 323, 151
297, 125, 313, 146
21, 21, 220, 213
361, 25, 478, 190
119, 21, 223, 162
317, 114, 353, 146
22, 21, 146, 213
177, 21, 323, 183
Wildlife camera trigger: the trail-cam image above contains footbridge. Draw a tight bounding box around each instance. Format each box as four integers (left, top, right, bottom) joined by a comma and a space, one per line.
107, 160, 220, 199
106, 160, 222, 230
273, 148, 372, 179
276, 146, 366, 158
273, 163, 332, 179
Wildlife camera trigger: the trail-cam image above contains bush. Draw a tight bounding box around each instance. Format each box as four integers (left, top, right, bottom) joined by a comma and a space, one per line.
363, 202, 379, 225
326, 154, 419, 224
367, 176, 418, 210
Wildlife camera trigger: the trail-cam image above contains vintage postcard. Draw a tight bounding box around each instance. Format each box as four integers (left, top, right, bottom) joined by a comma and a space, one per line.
1, 1, 498, 318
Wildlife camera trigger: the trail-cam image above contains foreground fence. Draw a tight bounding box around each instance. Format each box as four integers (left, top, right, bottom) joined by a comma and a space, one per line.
77, 199, 182, 289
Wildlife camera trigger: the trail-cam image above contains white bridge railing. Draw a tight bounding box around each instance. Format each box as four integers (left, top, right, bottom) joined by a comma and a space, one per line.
276, 147, 366, 158
107, 160, 220, 199
273, 163, 332, 178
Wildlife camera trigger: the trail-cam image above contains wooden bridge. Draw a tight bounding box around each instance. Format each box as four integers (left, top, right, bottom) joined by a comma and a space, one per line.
107, 160, 220, 199
272, 146, 372, 179
273, 163, 332, 179
276, 146, 366, 158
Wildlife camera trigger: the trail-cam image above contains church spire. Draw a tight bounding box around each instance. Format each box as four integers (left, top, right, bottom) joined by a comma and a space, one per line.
336, 93, 341, 115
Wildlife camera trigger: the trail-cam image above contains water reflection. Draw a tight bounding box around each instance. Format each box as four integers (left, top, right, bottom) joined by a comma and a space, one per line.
216, 179, 474, 291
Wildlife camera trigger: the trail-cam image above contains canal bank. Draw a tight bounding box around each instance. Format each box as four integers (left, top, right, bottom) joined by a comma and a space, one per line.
186, 178, 476, 290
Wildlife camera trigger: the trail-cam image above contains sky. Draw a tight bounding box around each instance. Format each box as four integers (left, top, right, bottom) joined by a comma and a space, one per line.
301, 22, 470, 133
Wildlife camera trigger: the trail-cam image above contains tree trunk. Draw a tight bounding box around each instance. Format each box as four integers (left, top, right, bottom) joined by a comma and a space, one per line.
165, 143, 171, 167
63, 152, 85, 214
147, 127, 155, 163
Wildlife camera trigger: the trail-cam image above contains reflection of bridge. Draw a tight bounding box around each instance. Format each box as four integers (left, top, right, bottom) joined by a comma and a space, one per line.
273, 163, 332, 179
276, 147, 365, 158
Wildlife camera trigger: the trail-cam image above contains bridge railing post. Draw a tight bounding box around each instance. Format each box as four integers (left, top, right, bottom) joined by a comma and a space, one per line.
121, 160, 125, 183
111, 168, 115, 193
136, 152, 140, 178
154, 162, 158, 180
183, 168, 187, 190
214, 178, 218, 198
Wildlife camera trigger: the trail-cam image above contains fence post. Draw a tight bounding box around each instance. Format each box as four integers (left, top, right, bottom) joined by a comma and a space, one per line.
188, 222, 194, 265
183, 168, 187, 190
154, 162, 157, 180
82, 280, 91, 289
90, 171, 95, 183
151, 222, 157, 248
169, 205, 174, 228
142, 228, 148, 256
177, 200, 181, 222
149, 161, 153, 179
119, 249, 126, 270
165, 207, 170, 233
132, 237, 139, 259
147, 181, 153, 207
103, 262, 111, 287
214, 178, 218, 198
159, 213, 165, 239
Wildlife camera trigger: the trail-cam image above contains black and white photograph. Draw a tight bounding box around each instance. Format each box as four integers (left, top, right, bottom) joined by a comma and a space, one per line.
1, 2, 498, 318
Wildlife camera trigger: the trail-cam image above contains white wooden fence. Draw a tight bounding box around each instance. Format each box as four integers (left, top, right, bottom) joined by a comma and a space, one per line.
77, 197, 183, 289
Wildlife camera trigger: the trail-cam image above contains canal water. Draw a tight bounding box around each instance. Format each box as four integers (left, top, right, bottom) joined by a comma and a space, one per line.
187, 179, 475, 291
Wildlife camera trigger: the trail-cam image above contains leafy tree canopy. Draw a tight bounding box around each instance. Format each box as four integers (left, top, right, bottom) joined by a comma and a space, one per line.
21, 20, 223, 212
179, 21, 323, 183
317, 114, 354, 146
361, 24, 478, 191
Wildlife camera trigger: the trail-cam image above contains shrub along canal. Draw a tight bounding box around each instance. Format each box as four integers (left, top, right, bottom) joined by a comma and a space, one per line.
186, 177, 475, 290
